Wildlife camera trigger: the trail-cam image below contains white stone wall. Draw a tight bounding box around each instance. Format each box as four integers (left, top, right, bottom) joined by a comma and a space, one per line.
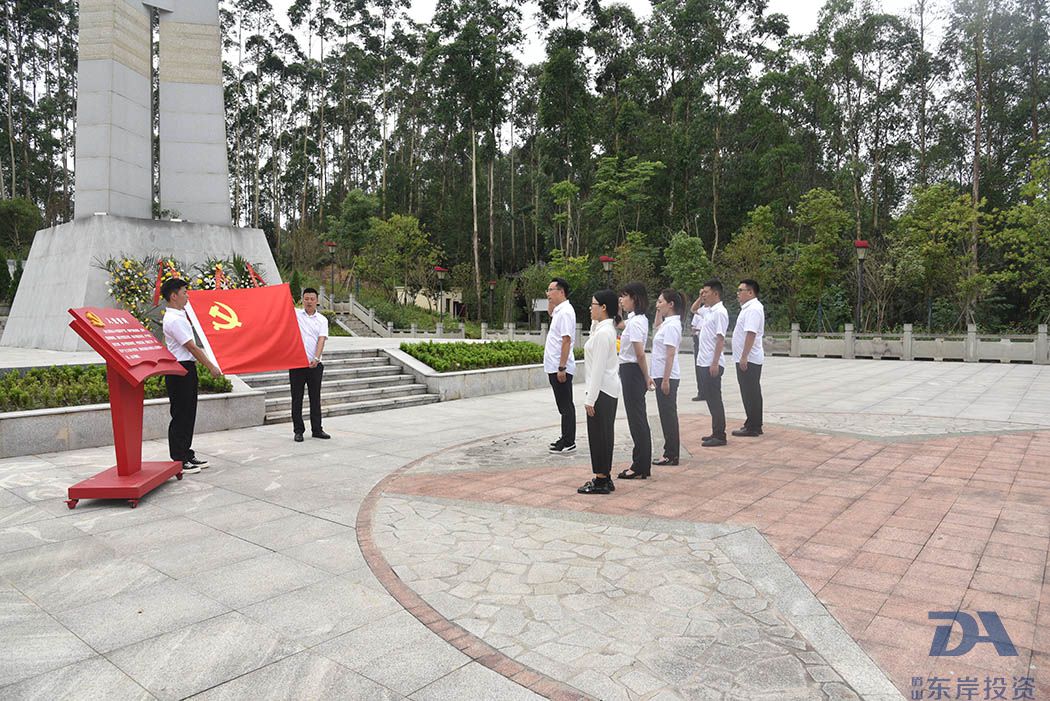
158, 0, 232, 225
73, 0, 153, 219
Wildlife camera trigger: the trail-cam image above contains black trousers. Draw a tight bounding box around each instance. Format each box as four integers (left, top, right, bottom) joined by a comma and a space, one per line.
290, 363, 325, 435
653, 378, 680, 460
700, 365, 726, 439
165, 361, 198, 462
586, 391, 618, 474
618, 363, 652, 472
693, 334, 705, 399
735, 362, 763, 430
548, 372, 576, 444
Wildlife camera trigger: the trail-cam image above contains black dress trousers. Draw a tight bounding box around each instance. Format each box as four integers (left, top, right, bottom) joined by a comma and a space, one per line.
548, 372, 576, 445
586, 391, 618, 474
289, 363, 325, 435
165, 360, 199, 462
618, 362, 652, 473
653, 378, 680, 460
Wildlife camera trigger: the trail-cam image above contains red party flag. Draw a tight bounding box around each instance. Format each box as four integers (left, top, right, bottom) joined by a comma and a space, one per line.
185, 284, 308, 374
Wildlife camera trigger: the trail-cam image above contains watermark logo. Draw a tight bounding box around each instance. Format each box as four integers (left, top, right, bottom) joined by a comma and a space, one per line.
910, 675, 1035, 700
928, 611, 1018, 657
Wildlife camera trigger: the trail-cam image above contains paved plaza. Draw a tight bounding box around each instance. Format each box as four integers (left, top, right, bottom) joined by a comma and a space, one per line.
1, 355, 1048, 700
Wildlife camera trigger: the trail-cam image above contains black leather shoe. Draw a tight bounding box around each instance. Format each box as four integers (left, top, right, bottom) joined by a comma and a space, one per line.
702, 437, 727, 447
692, 395, 704, 401
312, 431, 331, 439
701, 435, 712, 441
652, 457, 679, 466
731, 428, 762, 437
577, 478, 612, 494
294, 433, 304, 442
617, 469, 649, 479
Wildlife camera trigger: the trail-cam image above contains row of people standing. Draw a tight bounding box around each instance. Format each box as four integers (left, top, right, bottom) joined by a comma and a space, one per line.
542, 277, 765, 495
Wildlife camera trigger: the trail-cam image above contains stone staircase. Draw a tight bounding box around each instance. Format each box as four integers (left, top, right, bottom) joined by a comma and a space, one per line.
336, 313, 380, 337
237, 349, 438, 425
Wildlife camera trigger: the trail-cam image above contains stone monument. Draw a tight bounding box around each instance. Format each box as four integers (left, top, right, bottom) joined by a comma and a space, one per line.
2, 0, 276, 351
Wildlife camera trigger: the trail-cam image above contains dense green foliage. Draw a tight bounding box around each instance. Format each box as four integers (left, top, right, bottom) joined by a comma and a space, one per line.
0, 364, 232, 413
401, 340, 584, 372
5, 0, 1050, 331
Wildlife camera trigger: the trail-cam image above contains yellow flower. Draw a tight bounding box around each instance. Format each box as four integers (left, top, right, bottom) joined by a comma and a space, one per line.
123, 260, 131, 269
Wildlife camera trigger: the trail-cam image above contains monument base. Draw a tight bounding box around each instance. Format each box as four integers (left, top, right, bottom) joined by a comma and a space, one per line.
1, 215, 280, 351
66, 460, 184, 509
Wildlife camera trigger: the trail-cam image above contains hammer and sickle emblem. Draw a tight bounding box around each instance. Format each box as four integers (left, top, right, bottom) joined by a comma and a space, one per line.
86, 312, 105, 327
209, 302, 242, 331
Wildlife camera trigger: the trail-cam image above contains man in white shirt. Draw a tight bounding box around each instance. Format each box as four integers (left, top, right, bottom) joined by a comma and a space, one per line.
732, 279, 765, 437
545, 278, 577, 454
696, 280, 729, 446
290, 288, 330, 442
690, 290, 710, 401
161, 278, 222, 474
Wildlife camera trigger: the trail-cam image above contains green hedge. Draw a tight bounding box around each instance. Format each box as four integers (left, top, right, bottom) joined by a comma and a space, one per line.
400, 340, 584, 373
0, 364, 232, 412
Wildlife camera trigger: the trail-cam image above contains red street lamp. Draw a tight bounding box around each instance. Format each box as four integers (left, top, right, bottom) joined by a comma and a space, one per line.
323, 241, 337, 307
434, 266, 448, 324
599, 255, 615, 287
854, 240, 869, 331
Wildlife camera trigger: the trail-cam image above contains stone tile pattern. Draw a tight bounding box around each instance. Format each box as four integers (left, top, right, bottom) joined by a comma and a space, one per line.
389, 417, 1050, 699
374, 495, 864, 701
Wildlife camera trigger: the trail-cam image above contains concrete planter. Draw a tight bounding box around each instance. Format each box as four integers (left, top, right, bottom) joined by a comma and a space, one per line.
385, 349, 586, 401
0, 377, 265, 458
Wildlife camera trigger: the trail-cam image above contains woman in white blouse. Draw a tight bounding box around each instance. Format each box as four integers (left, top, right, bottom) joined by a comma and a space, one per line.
649, 289, 684, 466
617, 282, 652, 480
577, 289, 621, 495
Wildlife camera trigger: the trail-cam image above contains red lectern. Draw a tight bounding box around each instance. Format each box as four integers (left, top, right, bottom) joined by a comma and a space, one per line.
65, 308, 189, 509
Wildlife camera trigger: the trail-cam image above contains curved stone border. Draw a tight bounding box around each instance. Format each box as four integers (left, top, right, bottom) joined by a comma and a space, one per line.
356, 426, 594, 701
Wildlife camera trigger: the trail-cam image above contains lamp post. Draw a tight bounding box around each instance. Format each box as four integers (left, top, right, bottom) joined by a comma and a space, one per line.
434, 266, 448, 325
854, 240, 869, 331
323, 240, 337, 308
600, 255, 615, 288
488, 279, 497, 322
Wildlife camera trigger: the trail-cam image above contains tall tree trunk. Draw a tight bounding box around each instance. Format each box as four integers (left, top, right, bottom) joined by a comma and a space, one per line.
711, 119, 721, 260
969, 7, 984, 325
1, 1, 11, 199
509, 115, 515, 270
470, 118, 482, 321
380, 15, 389, 218
488, 158, 495, 277
916, 0, 929, 187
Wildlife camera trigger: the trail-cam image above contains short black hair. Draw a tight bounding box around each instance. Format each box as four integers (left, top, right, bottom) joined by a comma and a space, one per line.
660, 288, 684, 314
740, 279, 760, 296
160, 277, 188, 302
619, 282, 648, 316
302, 287, 319, 297
593, 289, 620, 324
550, 278, 569, 296
702, 279, 723, 299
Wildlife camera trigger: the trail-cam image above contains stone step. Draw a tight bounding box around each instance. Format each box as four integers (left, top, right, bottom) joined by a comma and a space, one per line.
264, 383, 430, 411
242, 364, 394, 388
264, 393, 440, 423
255, 374, 416, 396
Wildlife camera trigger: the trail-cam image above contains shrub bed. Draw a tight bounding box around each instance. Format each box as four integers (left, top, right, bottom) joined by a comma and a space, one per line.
0, 364, 232, 412
400, 340, 584, 373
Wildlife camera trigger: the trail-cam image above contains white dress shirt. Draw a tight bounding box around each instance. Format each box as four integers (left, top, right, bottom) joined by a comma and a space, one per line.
163, 308, 195, 362
296, 308, 329, 361
617, 312, 648, 364
732, 298, 765, 364
584, 318, 620, 404
650, 315, 682, 380
696, 302, 729, 368
691, 306, 708, 335
544, 300, 577, 374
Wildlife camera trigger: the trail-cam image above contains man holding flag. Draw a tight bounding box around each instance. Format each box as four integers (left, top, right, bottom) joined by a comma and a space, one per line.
161, 278, 222, 474
290, 288, 330, 442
